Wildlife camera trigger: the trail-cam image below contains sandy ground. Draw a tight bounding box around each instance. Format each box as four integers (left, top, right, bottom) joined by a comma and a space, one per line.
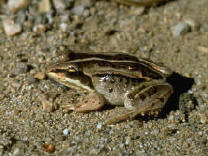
0, 0, 208, 155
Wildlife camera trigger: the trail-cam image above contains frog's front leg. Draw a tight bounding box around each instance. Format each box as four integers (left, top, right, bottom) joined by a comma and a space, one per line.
62, 92, 105, 113
105, 80, 173, 124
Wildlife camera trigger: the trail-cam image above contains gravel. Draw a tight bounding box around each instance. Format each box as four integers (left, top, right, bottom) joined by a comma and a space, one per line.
0, 0, 207, 155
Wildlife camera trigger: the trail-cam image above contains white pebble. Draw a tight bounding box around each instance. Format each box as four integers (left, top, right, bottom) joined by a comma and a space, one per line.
171, 20, 197, 37
60, 23, 68, 32
63, 128, 69, 135
198, 131, 203, 136
13, 148, 20, 155
97, 123, 102, 129
3, 18, 21, 36
171, 22, 191, 37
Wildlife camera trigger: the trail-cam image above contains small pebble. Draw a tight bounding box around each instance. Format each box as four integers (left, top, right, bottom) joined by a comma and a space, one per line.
13, 148, 20, 155
38, 0, 51, 13
53, 0, 66, 11
130, 6, 145, 16
97, 122, 102, 129
125, 136, 131, 145
199, 113, 207, 124
42, 143, 55, 153
33, 24, 46, 33
198, 131, 203, 136
46, 12, 54, 24
63, 128, 69, 135
171, 20, 197, 37
69, 31, 75, 36
197, 46, 208, 53
60, 23, 68, 32
81, 0, 92, 8
72, 6, 84, 16
60, 14, 69, 22
168, 114, 174, 121
171, 22, 191, 37
83, 9, 90, 17
8, 0, 30, 13
3, 18, 22, 36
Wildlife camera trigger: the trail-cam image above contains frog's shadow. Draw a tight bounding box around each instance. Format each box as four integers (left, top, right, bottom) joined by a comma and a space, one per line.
158, 72, 194, 118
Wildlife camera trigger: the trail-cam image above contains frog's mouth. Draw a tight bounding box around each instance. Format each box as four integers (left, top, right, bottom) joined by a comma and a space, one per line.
47, 70, 94, 92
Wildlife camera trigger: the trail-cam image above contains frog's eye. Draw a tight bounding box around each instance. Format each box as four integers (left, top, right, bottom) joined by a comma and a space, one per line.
67, 64, 79, 72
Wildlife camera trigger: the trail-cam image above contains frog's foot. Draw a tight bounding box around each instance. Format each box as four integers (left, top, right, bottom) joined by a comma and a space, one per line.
61, 92, 105, 113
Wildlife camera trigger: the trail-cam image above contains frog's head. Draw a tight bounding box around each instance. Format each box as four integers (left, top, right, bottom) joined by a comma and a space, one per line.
46, 61, 93, 91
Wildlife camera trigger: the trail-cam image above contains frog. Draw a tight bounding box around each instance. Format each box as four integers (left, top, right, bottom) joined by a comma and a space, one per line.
46, 51, 173, 124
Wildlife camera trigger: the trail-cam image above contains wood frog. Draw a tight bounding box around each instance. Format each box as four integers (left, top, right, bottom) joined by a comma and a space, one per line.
46, 52, 173, 124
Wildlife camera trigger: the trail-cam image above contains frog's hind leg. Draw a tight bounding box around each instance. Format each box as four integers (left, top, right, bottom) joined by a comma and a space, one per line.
105, 81, 173, 124
62, 92, 105, 113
